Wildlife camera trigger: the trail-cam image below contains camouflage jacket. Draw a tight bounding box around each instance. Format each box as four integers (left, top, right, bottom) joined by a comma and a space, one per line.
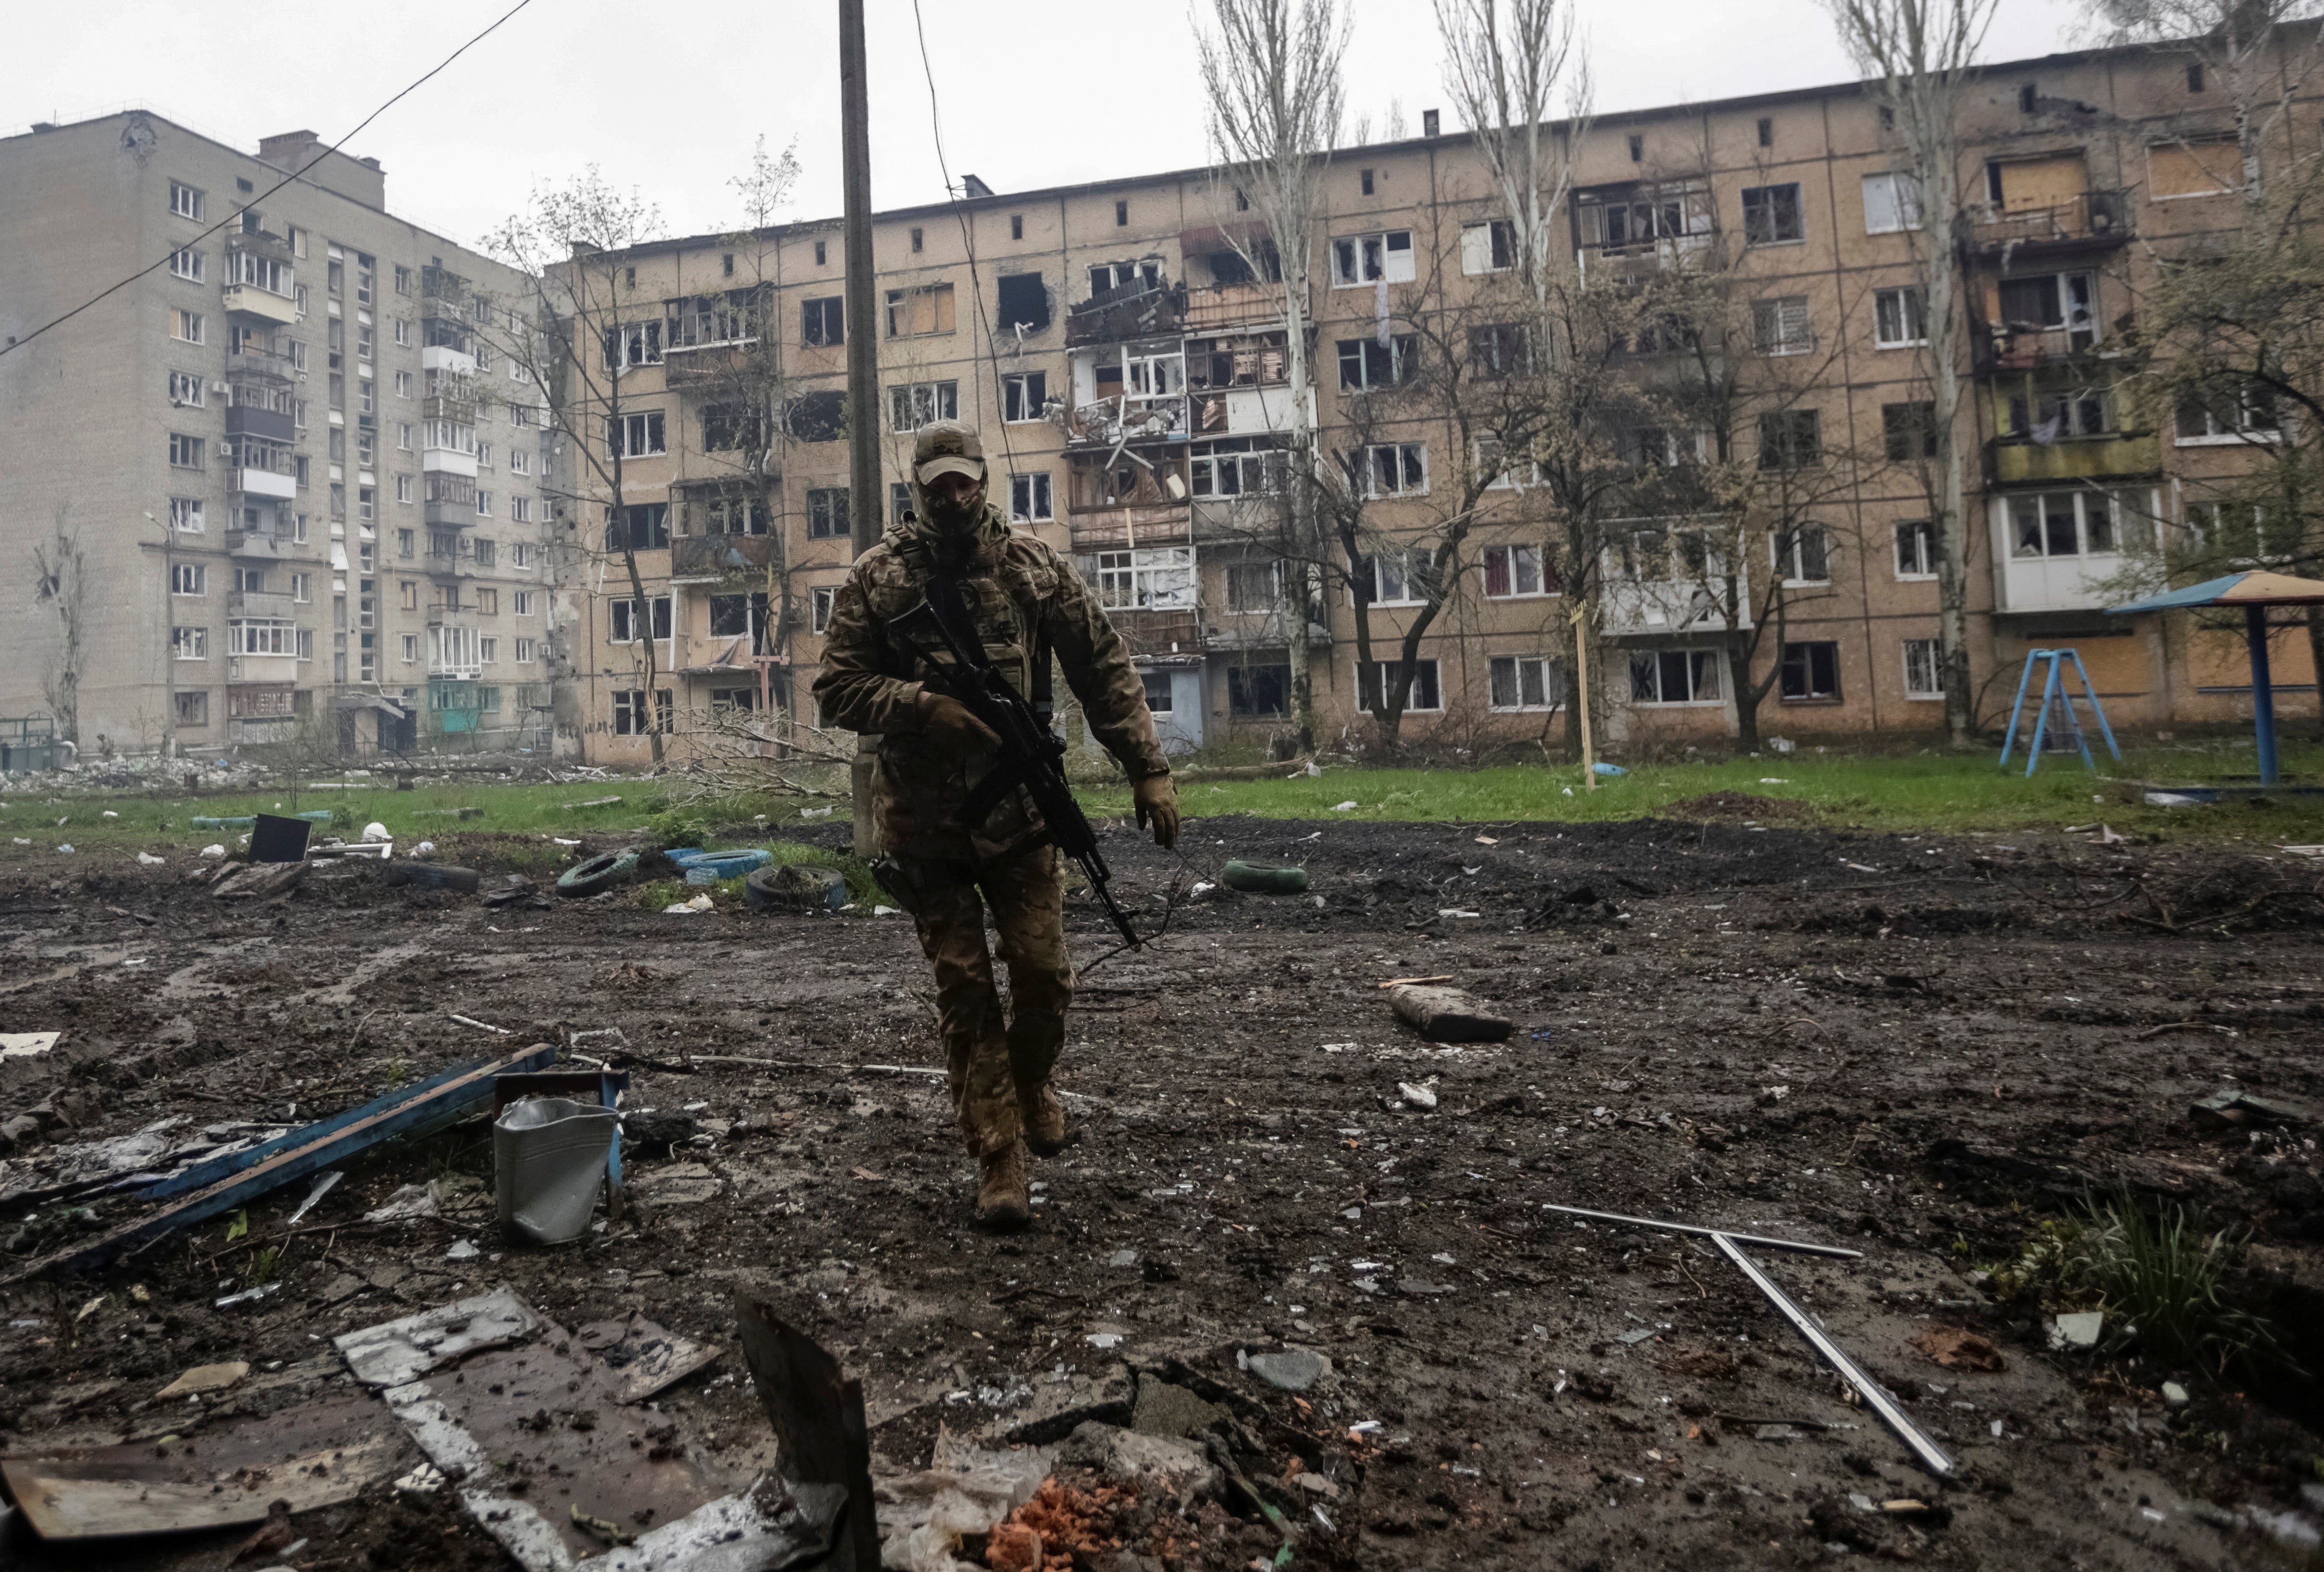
811, 497, 1168, 862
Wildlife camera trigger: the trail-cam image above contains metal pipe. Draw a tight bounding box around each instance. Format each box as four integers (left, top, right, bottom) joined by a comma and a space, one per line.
1711, 1232, 1955, 1478
1540, 1204, 1863, 1261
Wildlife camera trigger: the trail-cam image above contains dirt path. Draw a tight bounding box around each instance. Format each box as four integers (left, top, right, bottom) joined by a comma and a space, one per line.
0, 813, 2318, 1569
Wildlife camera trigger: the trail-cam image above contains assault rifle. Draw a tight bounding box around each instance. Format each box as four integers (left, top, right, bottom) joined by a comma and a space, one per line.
884, 573, 1141, 948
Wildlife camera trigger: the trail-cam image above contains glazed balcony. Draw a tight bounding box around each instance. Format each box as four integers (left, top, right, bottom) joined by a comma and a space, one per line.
1987, 432, 2161, 486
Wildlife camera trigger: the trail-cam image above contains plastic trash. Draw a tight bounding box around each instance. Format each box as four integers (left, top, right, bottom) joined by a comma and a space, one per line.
1223, 860, 1308, 894
362, 821, 391, 842
410, 840, 436, 857
136, 852, 164, 866
200, 844, 226, 857
494, 1096, 619, 1245
1331, 800, 1358, 812
1593, 762, 1627, 776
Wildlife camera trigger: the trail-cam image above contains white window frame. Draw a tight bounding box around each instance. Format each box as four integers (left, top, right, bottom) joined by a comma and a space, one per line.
170, 309, 205, 345
169, 182, 204, 221
2006, 491, 2122, 559
171, 562, 207, 595
1094, 546, 1196, 611
1753, 296, 1812, 355
1008, 472, 1053, 522
811, 585, 837, 634
887, 380, 959, 432
169, 248, 204, 282
1002, 371, 1047, 422
514, 637, 537, 664
1770, 524, 1832, 586
2174, 390, 2282, 446
1476, 435, 1543, 491
1862, 172, 1924, 234
1489, 654, 1563, 712
1874, 286, 1928, 348
512, 543, 533, 570
608, 410, 666, 457
170, 497, 205, 533
1482, 543, 1549, 598
171, 625, 207, 660
609, 595, 674, 644
1355, 657, 1443, 712
228, 619, 296, 658
513, 591, 536, 616
1902, 638, 1944, 700
1190, 437, 1285, 498
480, 636, 499, 665
1362, 548, 1431, 607
1459, 218, 1518, 275
1330, 229, 1415, 287
168, 369, 204, 406
1350, 442, 1428, 498
1894, 519, 1935, 580
168, 432, 205, 469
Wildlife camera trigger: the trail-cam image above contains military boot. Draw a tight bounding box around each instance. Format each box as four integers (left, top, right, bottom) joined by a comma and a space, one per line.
1019, 1080, 1073, 1158
975, 1139, 1032, 1231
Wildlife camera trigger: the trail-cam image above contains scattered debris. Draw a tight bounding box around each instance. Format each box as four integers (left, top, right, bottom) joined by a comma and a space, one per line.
0, 1031, 60, 1060
1540, 1204, 1864, 1261
737, 1297, 882, 1572
1240, 1347, 1329, 1392
1909, 1327, 2007, 1372
576, 1311, 723, 1404
335, 1286, 545, 1389
1222, 860, 1308, 894
495, 1096, 620, 1244
2048, 1311, 2105, 1350
2190, 1088, 2315, 1130
362, 1181, 442, 1223
154, 1360, 251, 1399
1396, 1081, 1438, 1110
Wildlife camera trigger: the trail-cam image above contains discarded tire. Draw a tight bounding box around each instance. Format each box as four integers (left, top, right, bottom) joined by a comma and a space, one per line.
676, 848, 773, 881
1222, 860, 1308, 895
745, 863, 849, 911
383, 862, 482, 894
556, 851, 639, 897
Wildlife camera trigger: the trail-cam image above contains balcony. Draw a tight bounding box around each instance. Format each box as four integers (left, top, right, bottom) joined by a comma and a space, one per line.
1066, 281, 1186, 348
228, 591, 295, 621
1988, 432, 2161, 486
1189, 385, 1310, 438
1968, 190, 2132, 258
1065, 394, 1187, 448
424, 500, 478, 528
1597, 524, 1751, 636
422, 445, 478, 479
1067, 503, 1191, 553
222, 284, 298, 327
421, 344, 477, 376
1108, 607, 1202, 658
671, 533, 782, 582
425, 556, 477, 581
224, 527, 295, 559
1974, 322, 2115, 375
663, 341, 756, 391
225, 404, 295, 443
229, 464, 298, 501
228, 344, 298, 383
423, 393, 475, 424
1182, 283, 1297, 334
225, 654, 299, 685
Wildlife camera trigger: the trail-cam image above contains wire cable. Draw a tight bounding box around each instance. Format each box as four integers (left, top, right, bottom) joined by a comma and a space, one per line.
0, 0, 535, 363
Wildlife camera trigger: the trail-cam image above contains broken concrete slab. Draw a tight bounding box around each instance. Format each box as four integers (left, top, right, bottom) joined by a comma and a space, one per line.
0, 1032, 60, 1060
335, 1285, 543, 1388
0, 1387, 409, 1542
1387, 984, 1512, 1044
153, 1360, 250, 1399
1240, 1347, 1329, 1392
2191, 1088, 2316, 1131
1056, 1420, 1219, 1500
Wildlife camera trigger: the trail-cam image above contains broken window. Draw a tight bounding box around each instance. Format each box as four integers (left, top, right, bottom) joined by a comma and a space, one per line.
1225, 559, 1281, 611
1491, 655, 1562, 712
1190, 437, 1285, 497
1348, 443, 1428, 498
1009, 472, 1053, 522
801, 296, 844, 346
806, 487, 849, 539
2007, 385, 2109, 439
1477, 434, 1544, 490
1330, 229, 1414, 287
1995, 271, 2098, 348
1895, 519, 1935, 577
1883, 401, 1938, 461
701, 404, 765, 452
610, 595, 673, 643
1771, 524, 1832, 585
1088, 259, 1161, 298
1228, 662, 1289, 716
883, 283, 955, 338
1094, 547, 1195, 610
698, 496, 768, 535
604, 503, 670, 552
2176, 385, 2279, 441
887, 381, 959, 432
1356, 659, 1441, 711
1460, 219, 1518, 274
1190, 333, 1290, 390
1874, 286, 1928, 347
1741, 183, 1805, 244
1862, 172, 1924, 234
1003, 371, 1049, 422
995, 272, 1050, 332
2008, 492, 2119, 558
1779, 641, 1842, 702
788, 390, 846, 443
1204, 245, 1280, 285
1630, 648, 1720, 704
174, 689, 209, 725
1359, 547, 1434, 605
1467, 323, 1533, 379
1903, 638, 1942, 697
1575, 184, 1715, 252
1757, 409, 1822, 470
611, 689, 669, 735
709, 593, 772, 647
812, 585, 837, 633
603, 320, 663, 369
1338, 335, 1411, 390
606, 410, 666, 457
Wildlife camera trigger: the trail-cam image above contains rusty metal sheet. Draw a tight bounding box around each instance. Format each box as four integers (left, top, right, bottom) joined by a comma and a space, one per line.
0, 1386, 410, 1541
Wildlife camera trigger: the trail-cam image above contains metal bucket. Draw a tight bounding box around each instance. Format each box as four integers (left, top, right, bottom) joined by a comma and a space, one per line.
493, 1096, 617, 1245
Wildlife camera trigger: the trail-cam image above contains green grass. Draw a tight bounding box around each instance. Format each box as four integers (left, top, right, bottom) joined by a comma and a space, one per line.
8, 737, 2324, 864
1077, 739, 2324, 840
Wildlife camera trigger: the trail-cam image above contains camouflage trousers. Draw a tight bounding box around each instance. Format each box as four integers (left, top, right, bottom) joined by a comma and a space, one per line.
899, 846, 1072, 1156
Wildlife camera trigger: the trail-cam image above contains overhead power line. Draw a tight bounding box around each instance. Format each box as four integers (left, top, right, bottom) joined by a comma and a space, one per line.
0, 0, 535, 363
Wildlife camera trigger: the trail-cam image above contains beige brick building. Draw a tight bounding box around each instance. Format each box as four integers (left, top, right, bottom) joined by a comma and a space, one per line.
0, 112, 558, 759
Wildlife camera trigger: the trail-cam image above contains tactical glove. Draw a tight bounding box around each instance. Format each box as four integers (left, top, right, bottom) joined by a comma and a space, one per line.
1132, 772, 1179, 849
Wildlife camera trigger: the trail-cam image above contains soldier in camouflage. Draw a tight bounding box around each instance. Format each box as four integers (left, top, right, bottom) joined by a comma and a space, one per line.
812, 421, 1179, 1230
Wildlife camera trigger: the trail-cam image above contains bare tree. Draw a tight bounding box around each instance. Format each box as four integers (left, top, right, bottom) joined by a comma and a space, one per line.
2087, 0, 2323, 198
1827, 0, 1998, 745
31, 504, 85, 745
484, 171, 672, 763
1197, 0, 1350, 750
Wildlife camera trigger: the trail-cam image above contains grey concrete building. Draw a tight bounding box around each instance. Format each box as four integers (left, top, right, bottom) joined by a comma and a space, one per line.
0, 111, 561, 759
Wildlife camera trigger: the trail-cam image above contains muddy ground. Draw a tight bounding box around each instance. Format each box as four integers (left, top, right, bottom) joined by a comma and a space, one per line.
1, 806, 2321, 1571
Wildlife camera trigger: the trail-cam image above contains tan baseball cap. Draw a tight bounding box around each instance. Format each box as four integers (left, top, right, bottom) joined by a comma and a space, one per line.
913, 419, 986, 485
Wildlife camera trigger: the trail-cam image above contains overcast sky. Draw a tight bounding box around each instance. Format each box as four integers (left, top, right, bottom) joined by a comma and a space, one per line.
6, 0, 2090, 251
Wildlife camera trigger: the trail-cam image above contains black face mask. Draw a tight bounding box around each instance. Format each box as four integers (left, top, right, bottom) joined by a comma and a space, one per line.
925, 485, 982, 534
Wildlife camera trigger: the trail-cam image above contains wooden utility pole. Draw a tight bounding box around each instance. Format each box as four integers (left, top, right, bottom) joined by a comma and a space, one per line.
840, 0, 882, 854
1570, 600, 1595, 790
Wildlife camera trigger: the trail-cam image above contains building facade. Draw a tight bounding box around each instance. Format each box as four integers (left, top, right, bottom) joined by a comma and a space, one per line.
0, 113, 560, 758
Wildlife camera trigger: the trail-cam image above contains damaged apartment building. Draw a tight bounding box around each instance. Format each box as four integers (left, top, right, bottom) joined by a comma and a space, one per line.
554, 36, 2319, 764
0, 114, 562, 758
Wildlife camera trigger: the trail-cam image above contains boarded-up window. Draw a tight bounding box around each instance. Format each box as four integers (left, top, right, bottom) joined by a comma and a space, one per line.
2147, 140, 2240, 199
1991, 155, 2086, 213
